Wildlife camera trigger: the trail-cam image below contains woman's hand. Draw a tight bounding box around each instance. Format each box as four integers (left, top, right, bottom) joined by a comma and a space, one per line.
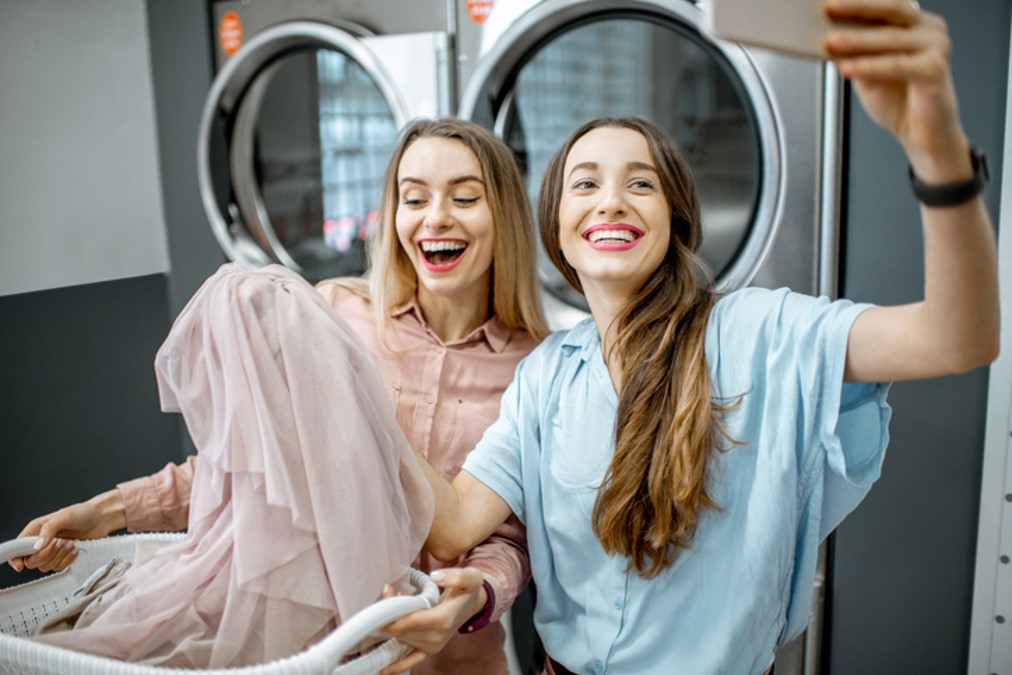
378, 567, 487, 675
824, 0, 969, 177
8, 489, 126, 573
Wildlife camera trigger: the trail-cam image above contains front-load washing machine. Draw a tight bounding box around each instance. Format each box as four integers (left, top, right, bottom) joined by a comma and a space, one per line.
455, 0, 842, 301
198, 0, 454, 284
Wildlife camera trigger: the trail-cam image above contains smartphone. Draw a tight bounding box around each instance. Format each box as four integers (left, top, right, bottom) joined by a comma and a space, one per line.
702, 0, 838, 60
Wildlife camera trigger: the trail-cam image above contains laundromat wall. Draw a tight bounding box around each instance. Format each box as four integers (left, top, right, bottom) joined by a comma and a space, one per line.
0, 0, 222, 587
0, 1, 1008, 673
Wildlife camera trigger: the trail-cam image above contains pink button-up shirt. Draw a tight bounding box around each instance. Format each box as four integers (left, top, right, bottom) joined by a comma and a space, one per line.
118, 281, 538, 675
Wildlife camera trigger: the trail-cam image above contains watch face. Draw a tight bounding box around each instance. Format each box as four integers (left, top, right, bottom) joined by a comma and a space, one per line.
971, 146, 990, 183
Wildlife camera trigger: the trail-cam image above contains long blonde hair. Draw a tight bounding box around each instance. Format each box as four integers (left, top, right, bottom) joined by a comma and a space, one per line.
538, 116, 736, 578
348, 118, 548, 342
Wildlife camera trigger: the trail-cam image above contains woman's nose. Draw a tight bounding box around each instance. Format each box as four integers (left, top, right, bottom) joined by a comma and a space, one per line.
423, 199, 453, 230
596, 189, 627, 218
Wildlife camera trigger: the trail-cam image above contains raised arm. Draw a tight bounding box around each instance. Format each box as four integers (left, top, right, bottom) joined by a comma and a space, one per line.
825, 0, 1000, 382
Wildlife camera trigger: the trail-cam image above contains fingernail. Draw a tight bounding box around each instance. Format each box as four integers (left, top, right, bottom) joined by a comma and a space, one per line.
33, 538, 45, 550
430, 570, 445, 582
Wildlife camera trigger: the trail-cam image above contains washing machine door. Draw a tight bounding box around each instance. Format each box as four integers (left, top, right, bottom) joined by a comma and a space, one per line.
458, 0, 782, 311
198, 21, 411, 282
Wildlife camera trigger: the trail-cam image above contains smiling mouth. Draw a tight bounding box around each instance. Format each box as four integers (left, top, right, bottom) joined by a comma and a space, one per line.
582, 224, 644, 249
586, 229, 638, 244
419, 239, 468, 269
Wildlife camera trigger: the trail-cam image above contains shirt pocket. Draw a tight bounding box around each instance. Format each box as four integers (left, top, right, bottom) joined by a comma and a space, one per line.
446, 399, 500, 477
546, 411, 610, 520
388, 382, 415, 443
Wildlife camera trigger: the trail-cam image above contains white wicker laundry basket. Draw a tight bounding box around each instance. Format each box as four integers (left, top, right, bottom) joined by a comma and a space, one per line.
0, 534, 437, 675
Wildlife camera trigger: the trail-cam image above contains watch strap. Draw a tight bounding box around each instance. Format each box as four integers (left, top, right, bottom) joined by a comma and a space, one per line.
458, 579, 495, 634
908, 145, 989, 207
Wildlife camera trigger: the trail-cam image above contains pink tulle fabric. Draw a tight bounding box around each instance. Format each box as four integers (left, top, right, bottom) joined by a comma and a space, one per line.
33, 263, 434, 667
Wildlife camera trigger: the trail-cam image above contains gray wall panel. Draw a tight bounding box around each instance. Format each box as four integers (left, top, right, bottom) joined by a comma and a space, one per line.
0, 1, 170, 296
0, 275, 182, 589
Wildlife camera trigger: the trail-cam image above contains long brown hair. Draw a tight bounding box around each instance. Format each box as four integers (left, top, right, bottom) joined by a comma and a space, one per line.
539, 116, 736, 578
360, 118, 548, 342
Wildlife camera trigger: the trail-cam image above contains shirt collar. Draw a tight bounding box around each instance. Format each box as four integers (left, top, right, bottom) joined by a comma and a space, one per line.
392, 295, 512, 353
560, 317, 615, 403
559, 317, 599, 362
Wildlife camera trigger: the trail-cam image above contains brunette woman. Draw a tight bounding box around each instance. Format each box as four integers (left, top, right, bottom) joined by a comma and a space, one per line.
417, 2, 999, 673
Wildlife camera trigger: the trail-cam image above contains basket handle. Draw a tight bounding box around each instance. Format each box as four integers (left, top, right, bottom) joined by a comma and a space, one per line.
0, 537, 43, 563
309, 567, 440, 663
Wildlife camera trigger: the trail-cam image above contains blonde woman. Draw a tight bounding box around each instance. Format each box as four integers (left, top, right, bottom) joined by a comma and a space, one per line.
416, 2, 999, 673
14, 118, 548, 674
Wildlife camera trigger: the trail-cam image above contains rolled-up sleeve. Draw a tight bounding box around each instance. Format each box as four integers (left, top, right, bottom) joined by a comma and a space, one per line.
116, 456, 196, 532
461, 514, 530, 622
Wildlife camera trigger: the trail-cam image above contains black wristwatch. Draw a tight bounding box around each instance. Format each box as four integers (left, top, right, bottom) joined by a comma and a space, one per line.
908, 145, 989, 207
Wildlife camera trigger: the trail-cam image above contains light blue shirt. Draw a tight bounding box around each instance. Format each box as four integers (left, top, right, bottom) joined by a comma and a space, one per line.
462, 287, 891, 675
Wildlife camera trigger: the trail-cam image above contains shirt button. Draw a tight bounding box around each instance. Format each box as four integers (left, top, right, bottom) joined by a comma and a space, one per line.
594, 660, 604, 672
614, 599, 623, 610
425, 395, 435, 404
435, 346, 445, 355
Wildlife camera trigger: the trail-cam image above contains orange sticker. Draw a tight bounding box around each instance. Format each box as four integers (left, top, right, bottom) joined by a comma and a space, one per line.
465, 0, 494, 24
219, 10, 243, 57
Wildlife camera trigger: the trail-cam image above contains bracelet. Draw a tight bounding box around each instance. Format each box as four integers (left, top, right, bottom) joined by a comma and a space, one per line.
908, 145, 989, 207
458, 579, 495, 634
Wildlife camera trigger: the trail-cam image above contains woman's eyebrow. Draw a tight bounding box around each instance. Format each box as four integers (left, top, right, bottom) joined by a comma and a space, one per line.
566, 161, 658, 178
398, 175, 484, 187
567, 162, 598, 179
448, 174, 484, 186
627, 161, 658, 173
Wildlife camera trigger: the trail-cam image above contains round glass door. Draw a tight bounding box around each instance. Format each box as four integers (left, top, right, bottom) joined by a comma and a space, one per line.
199, 22, 407, 283
460, 1, 779, 310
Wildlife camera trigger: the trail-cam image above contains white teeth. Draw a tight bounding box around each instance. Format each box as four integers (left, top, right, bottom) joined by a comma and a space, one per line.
587, 229, 635, 243
420, 240, 467, 252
